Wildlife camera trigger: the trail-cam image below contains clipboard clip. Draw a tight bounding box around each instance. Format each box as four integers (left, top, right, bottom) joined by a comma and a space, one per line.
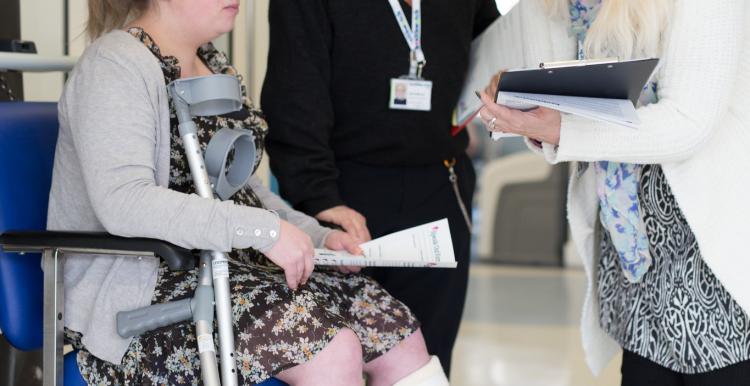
539, 57, 619, 69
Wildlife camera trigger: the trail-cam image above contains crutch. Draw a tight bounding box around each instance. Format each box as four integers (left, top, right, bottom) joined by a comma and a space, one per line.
116, 74, 258, 386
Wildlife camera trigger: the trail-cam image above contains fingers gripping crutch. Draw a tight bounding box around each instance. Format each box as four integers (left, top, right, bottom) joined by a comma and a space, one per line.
116, 75, 257, 386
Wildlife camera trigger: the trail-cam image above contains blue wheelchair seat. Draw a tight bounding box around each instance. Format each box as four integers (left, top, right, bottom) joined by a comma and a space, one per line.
0, 102, 286, 386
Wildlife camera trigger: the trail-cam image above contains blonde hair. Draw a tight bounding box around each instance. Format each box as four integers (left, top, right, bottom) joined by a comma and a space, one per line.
544, 0, 673, 59
86, 0, 149, 40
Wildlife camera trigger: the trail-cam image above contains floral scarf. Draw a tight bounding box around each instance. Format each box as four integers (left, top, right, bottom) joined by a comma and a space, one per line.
570, 0, 657, 282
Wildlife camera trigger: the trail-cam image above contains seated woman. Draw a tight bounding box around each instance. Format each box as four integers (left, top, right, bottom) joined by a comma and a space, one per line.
477, 0, 749, 385
48, 1, 448, 385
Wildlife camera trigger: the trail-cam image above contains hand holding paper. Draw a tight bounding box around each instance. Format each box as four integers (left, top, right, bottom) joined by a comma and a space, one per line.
314, 219, 457, 268
478, 90, 563, 145
483, 58, 659, 141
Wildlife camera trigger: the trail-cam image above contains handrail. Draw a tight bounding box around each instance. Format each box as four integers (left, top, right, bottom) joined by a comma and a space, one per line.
0, 52, 77, 72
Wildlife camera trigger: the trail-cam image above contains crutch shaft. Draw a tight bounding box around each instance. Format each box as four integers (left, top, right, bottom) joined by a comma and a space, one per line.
179, 125, 239, 386
195, 252, 221, 385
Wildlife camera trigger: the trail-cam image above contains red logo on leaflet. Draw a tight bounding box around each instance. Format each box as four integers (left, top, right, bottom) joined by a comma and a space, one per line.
430, 226, 441, 259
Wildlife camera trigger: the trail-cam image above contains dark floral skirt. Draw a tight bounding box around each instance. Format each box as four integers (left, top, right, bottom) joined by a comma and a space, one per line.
66, 260, 419, 385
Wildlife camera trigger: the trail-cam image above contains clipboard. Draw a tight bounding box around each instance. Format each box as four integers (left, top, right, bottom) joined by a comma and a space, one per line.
498, 58, 660, 107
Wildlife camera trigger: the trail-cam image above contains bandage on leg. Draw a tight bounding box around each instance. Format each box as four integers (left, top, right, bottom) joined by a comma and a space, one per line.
392, 356, 449, 386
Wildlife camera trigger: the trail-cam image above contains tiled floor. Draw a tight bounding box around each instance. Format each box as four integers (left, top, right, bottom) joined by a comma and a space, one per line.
451, 265, 622, 386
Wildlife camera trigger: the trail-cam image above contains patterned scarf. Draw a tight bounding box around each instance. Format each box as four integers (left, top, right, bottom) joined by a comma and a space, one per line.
569, 0, 656, 282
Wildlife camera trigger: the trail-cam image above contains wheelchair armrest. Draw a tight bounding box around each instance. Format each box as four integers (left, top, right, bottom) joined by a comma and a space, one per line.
0, 231, 195, 271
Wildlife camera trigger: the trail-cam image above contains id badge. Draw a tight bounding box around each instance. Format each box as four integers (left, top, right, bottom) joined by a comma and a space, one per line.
389, 78, 432, 111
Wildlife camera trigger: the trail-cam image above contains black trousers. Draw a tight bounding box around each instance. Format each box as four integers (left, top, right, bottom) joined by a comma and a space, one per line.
622, 350, 750, 386
337, 154, 476, 375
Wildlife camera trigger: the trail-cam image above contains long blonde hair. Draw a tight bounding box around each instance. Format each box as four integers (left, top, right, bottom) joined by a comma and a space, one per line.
86, 0, 149, 40
544, 0, 673, 59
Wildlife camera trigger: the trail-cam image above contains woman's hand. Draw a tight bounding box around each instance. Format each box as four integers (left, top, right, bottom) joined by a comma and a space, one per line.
477, 91, 562, 146
324, 230, 363, 274
263, 220, 315, 290
315, 205, 372, 243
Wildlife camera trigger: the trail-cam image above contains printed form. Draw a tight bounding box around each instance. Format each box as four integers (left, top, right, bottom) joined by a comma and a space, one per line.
491, 91, 640, 140
314, 219, 457, 268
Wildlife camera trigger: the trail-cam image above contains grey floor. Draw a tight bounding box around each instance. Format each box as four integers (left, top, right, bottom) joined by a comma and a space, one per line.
452, 264, 621, 386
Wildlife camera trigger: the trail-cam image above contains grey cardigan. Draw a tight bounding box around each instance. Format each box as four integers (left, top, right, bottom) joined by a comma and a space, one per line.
47, 30, 331, 364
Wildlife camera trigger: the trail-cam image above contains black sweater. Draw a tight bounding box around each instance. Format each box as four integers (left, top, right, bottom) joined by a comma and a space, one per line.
262, 0, 499, 215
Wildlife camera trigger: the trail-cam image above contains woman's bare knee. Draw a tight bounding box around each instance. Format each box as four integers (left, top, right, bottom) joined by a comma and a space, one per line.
276, 328, 363, 386
364, 328, 432, 386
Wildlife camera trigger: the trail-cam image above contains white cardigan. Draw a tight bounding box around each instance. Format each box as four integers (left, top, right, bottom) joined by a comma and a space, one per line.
500, 0, 750, 375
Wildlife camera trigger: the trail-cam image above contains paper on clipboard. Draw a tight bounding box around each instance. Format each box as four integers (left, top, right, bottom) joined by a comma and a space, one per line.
489, 91, 641, 140
487, 57, 659, 139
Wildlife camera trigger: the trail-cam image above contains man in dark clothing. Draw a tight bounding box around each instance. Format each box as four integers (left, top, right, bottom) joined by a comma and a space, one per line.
262, 0, 499, 374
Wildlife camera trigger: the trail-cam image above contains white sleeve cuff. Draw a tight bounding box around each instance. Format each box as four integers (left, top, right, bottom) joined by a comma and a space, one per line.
524, 137, 560, 164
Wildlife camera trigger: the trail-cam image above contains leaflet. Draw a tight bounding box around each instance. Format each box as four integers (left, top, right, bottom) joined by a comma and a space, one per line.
314, 219, 457, 268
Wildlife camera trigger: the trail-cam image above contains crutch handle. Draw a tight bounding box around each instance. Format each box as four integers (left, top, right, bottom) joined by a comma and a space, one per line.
116, 298, 193, 338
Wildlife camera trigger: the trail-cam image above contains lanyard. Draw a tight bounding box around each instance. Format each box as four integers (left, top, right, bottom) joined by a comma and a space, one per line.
387, 0, 426, 78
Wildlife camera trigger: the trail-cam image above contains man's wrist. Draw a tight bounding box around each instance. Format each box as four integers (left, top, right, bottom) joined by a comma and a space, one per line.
299, 196, 345, 218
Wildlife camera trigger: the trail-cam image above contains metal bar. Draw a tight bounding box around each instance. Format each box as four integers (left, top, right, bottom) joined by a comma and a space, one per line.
180, 121, 238, 385
211, 250, 237, 385
196, 251, 220, 385
0, 52, 76, 72
178, 121, 238, 386
42, 248, 63, 386
63, 0, 69, 57
0, 245, 156, 257
245, 0, 255, 95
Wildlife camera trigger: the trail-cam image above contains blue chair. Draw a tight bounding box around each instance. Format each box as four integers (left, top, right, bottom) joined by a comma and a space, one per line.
0, 102, 286, 386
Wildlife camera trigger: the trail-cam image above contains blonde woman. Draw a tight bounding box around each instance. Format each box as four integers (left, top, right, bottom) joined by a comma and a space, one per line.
48, 0, 450, 385
478, 0, 749, 384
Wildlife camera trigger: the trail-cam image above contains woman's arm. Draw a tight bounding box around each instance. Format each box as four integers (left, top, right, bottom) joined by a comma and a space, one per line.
249, 176, 362, 273
554, 1, 744, 164
247, 176, 332, 248
64, 51, 280, 253
481, 1, 745, 164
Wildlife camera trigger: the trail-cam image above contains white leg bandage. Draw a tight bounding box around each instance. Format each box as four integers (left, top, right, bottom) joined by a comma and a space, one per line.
392, 356, 449, 386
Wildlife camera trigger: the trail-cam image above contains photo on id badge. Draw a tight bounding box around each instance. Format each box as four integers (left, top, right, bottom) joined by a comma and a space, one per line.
389, 78, 432, 111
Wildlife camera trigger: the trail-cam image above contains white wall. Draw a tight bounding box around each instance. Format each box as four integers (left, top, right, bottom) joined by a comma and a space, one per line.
18, 0, 272, 181
20, 0, 65, 101
496, 0, 520, 15
18, 0, 264, 100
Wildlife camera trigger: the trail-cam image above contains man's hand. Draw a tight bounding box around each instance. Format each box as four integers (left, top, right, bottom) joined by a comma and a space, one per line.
324, 230, 364, 274
315, 205, 372, 243
263, 220, 315, 289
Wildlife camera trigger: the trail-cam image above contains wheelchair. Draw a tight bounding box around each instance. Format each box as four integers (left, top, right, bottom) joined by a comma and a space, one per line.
0, 101, 286, 386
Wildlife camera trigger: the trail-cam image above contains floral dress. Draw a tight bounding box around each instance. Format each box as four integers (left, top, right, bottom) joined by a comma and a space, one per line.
66, 28, 419, 385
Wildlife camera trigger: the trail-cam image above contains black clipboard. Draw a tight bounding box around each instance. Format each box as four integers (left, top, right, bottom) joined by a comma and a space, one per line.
497, 58, 660, 107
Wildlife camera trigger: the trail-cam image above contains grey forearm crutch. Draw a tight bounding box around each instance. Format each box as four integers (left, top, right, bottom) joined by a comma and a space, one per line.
116, 74, 258, 386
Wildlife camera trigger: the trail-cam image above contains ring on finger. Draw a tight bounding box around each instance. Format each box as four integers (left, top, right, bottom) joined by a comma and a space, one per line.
488, 117, 497, 130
